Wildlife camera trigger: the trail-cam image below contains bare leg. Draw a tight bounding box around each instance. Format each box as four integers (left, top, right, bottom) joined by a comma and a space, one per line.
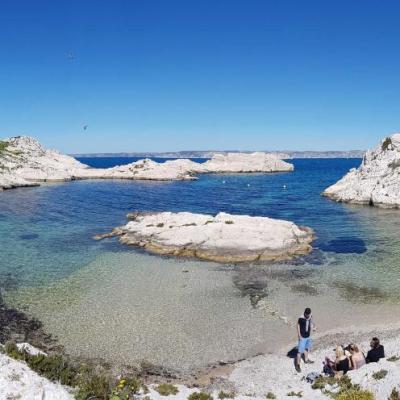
296, 352, 302, 366
304, 349, 309, 362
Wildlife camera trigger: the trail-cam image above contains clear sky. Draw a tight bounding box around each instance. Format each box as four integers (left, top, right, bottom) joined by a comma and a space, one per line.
1, 1, 400, 153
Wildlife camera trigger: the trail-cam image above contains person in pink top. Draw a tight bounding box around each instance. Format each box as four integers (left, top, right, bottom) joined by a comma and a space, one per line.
348, 344, 366, 370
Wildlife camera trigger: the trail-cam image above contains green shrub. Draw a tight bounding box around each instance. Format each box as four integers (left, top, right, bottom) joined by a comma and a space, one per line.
382, 137, 392, 151
266, 393, 276, 399
155, 383, 179, 396
3, 341, 149, 400
5, 342, 27, 361
188, 392, 213, 400
75, 374, 110, 400
389, 388, 400, 400
218, 391, 236, 399
311, 375, 337, 390
387, 355, 400, 362
372, 369, 388, 380
335, 388, 374, 400
287, 392, 302, 397
225, 220, 234, 225
27, 354, 77, 386
157, 223, 165, 228
0, 141, 9, 153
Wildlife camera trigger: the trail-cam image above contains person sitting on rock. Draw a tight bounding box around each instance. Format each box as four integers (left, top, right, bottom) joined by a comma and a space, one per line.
324, 345, 351, 377
295, 307, 315, 372
348, 344, 366, 369
366, 337, 385, 363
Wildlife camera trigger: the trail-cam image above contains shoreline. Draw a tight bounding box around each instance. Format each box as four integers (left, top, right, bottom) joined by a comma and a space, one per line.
1, 306, 399, 399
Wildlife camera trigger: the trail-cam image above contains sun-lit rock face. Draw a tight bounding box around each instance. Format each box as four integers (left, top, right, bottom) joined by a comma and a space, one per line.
0, 136, 294, 191
201, 152, 294, 173
323, 133, 400, 208
94, 211, 314, 263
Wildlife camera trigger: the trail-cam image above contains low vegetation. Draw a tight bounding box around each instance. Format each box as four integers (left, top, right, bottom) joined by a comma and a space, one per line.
389, 388, 400, 400
387, 355, 400, 362
218, 390, 236, 399
155, 383, 179, 396
287, 391, 302, 397
335, 389, 374, 400
224, 220, 234, 224
3, 341, 147, 400
382, 137, 392, 151
265, 392, 276, 399
188, 392, 214, 400
0, 140, 9, 153
372, 369, 388, 380
312, 375, 374, 400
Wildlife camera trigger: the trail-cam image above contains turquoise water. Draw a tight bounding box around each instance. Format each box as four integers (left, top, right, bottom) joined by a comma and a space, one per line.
0, 158, 397, 290
1, 158, 400, 369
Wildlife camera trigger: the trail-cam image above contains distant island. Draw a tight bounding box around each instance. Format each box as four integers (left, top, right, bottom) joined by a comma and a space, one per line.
72, 150, 364, 159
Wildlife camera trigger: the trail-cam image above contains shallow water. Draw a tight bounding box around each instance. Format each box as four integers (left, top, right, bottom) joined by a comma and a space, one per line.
1, 158, 400, 370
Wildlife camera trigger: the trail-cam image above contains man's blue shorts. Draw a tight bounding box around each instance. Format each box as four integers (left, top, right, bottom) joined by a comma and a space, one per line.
298, 337, 312, 354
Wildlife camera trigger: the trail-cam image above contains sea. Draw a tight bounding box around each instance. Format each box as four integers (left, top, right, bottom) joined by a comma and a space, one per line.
1, 157, 399, 370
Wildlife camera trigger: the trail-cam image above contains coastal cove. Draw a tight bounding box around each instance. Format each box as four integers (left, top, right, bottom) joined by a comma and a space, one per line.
2, 157, 400, 371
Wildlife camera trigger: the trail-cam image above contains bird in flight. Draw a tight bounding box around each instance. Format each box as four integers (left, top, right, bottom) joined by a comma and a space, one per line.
83, 125, 88, 131
66, 51, 75, 60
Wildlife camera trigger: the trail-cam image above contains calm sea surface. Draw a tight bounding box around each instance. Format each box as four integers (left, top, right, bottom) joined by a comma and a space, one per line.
1, 158, 399, 369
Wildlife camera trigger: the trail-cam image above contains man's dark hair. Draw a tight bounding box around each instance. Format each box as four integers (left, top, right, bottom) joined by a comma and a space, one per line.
371, 337, 380, 348
304, 307, 311, 316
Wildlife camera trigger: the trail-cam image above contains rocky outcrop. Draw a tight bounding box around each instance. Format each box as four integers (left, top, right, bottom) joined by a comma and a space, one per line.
94, 211, 314, 263
323, 134, 400, 208
200, 152, 293, 173
0, 136, 295, 191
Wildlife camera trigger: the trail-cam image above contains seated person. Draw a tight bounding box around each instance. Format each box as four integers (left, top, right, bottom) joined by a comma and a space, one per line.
348, 344, 366, 369
366, 337, 385, 363
324, 346, 351, 376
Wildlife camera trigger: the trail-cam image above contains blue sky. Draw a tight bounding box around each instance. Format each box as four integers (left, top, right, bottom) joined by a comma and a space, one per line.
1, 1, 400, 153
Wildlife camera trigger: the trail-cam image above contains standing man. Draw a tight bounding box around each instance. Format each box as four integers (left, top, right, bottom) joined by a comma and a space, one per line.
295, 307, 315, 372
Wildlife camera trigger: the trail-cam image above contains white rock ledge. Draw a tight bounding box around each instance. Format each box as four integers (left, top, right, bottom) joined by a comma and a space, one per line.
94, 211, 314, 263
323, 133, 400, 208
0, 136, 294, 191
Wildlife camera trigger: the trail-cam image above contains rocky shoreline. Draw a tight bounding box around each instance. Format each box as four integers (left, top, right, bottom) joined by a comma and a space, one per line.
323, 133, 400, 208
0, 136, 294, 191
94, 211, 314, 263
2, 316, 400, 399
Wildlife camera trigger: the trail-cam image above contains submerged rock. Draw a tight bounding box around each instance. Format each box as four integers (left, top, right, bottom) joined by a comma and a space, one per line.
95, 211, 314, 263
323, 133, 400, 208
0, 136, 295, 191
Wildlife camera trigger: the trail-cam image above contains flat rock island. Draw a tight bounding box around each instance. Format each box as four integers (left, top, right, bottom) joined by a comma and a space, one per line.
323, 133, 400, 208
0, 136, 294, 191
95, 211, 314, 263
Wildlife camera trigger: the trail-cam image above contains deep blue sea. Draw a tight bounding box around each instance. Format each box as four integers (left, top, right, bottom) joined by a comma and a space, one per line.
1, 157, 400, 368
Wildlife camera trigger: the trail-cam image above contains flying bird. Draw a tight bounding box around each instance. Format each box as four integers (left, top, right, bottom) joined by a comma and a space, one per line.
83, 125, 88, 131
66, 51, 75, 60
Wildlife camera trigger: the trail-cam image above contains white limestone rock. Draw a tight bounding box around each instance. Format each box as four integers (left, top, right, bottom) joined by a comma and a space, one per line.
200, 152, 294, 173
0, 136, 196, 189
0, 136, 294, 191
0, 352, 74, 400
95, 211, 314, 263
323, 134, 400, 208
